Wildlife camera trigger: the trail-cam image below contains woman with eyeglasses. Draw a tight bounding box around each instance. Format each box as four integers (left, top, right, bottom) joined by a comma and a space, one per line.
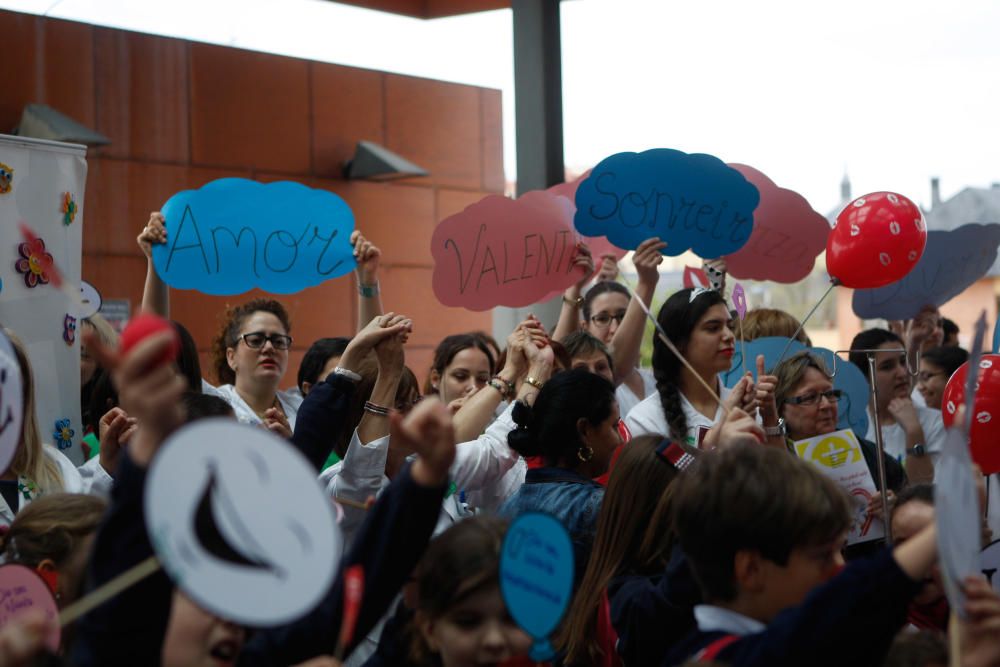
772, 351, 906, 495
553, 238, 667, 418
207, 298, 301, 437
916, 346, 968, 411
850, 328, 942, 485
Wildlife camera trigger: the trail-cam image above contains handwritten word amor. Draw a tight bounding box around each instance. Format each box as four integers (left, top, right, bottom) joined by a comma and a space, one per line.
153, 178, 356, 296
165, 206, 345, 279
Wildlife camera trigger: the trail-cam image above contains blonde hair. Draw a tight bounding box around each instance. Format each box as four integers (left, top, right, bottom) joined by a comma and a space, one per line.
7, 331, 64, 492
2, 493, 105, 566
81, 314, 119, 349
742, 308, 811, 346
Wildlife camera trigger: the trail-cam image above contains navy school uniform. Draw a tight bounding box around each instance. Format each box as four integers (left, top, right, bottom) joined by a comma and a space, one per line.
662, 548, 921, 667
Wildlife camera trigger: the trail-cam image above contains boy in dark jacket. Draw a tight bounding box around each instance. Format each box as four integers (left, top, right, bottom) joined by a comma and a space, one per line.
664, 445, 937, 666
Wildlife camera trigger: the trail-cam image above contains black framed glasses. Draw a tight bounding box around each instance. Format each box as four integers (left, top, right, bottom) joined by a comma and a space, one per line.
785, 389, 843, 407
590, 311, 627, 328
240, 331, 293, 351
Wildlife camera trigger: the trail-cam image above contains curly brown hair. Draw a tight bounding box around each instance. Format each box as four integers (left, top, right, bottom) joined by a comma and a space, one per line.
211, 298, 291, 385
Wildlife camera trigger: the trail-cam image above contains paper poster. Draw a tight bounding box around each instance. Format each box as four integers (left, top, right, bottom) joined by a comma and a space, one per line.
722, 337, 870, 440
936, 425, 983, 616
499, 513, 574, 661
0, 564, 60, 652
794, 429, 884, 545
724, 164, 829, 284
852, 224, 1000, 320
573, 148, 759, 258
145, 418, 340, 626
431, 191, 588, 311
547, 172, 626, 261
0, 135, 85, 464
152, 178, 357, 296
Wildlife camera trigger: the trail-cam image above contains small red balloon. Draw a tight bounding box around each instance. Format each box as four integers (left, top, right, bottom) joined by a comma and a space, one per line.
827, 192, 927, 289
120, 313, 180, 370
942, 354, 1000, 474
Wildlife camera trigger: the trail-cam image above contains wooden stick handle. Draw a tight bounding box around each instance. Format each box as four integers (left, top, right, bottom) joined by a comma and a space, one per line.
59, 556, 161, 626
333, 495, 371, 511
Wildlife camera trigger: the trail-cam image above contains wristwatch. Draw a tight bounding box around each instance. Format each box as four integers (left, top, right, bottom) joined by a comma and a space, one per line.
764, 418, 786, 438
906, 444, 927, 457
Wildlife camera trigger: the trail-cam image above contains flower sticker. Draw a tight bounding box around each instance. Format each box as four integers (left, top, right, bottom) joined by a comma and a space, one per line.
15, 237, 54, 288
0, 163, 12, 194
53, 419, 74, 451
61, 192, 77, 226
63, 314, 77, 345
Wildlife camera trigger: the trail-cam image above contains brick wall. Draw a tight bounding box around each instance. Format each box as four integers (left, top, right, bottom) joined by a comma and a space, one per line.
1, 9, 501, 385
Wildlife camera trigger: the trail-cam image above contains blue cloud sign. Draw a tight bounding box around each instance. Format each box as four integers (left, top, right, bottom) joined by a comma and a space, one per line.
573, 148, 759, 258
499, 513, 574, 661
152, 179, 356, 296
723, 337, 870, 440
853, 224, 1000, 321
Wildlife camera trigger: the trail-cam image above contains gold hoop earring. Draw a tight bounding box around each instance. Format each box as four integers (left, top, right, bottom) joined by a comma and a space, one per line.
577, 446, 594, 463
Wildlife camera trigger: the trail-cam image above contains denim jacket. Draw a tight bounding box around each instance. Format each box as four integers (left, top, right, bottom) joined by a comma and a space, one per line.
498, 466, 604, 587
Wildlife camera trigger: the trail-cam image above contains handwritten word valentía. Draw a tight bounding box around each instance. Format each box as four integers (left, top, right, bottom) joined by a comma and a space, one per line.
432, 192, 586, 311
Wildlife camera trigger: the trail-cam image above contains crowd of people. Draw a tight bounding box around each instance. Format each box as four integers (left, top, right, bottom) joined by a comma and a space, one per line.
0, 210, 994, 667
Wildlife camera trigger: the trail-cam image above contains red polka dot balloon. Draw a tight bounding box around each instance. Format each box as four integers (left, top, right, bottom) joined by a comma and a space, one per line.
827, 192, 927, 288
942, 354, 1000, 474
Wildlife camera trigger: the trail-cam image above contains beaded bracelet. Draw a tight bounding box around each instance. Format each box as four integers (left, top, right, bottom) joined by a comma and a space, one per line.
489, 375, 516, 400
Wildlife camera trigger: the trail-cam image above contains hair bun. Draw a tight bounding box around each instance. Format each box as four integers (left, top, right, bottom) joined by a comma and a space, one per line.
511, 400, 532, 428
508, 400, 543, 457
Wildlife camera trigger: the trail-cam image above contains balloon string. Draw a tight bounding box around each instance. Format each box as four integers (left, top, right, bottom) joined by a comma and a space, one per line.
615, 263, 726, 413
776, 280, 839, 365
59, 556, 161, 626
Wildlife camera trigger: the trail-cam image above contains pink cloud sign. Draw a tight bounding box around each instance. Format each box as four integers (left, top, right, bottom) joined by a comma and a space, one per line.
432, 192, 589, 311
0, 565, 60, 652
724, 164, 829, 284
548, 172, 626, 262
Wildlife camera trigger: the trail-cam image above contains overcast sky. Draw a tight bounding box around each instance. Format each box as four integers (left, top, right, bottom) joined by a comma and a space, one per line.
8, 0, 1000, 216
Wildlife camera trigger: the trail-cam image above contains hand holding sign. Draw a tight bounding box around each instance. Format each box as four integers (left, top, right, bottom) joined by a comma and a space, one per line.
574, 149, 759, 258
145, 419, 340, 626
724, 164, 830, 284
152, 179, 357, 296
500, 513, 573, 661
432, 192, 587, 311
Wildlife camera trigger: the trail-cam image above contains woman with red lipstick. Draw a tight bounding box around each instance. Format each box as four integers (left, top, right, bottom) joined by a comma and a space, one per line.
625, 288, 779, 449
208, 298, 302, 437
849, 329, 942, 485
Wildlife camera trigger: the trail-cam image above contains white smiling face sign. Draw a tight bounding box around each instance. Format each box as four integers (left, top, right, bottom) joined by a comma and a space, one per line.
145, 418, 340, 626
0, 331, 23, 474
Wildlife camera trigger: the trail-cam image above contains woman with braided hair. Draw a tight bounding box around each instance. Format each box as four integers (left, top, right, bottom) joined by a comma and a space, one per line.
625, 288, 756, 449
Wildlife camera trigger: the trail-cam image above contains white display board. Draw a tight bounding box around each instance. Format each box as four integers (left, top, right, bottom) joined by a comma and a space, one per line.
0, 135, 85, 464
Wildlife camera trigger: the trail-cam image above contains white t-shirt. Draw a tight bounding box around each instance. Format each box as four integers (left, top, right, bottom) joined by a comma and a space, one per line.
204, 383, 303, 430
615, 368, 657, 419
625, 382, 732, 449
864, 404, 945, 474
